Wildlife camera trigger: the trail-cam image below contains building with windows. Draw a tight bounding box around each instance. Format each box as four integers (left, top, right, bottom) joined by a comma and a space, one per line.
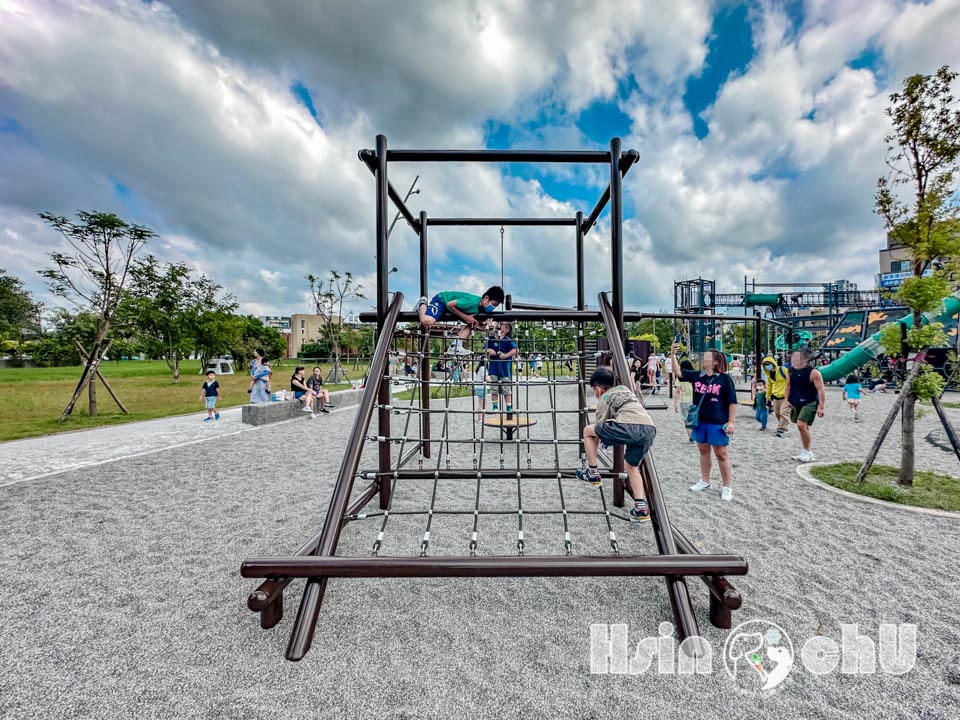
259, 315, 291, 331
877, 234, 931, 288
288, 314, 342, 357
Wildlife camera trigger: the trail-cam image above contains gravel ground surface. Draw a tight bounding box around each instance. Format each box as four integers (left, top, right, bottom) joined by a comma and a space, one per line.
1, 380, 959, 719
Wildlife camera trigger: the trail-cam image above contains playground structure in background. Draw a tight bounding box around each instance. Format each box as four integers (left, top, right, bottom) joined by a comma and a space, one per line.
674, 276, 960, 384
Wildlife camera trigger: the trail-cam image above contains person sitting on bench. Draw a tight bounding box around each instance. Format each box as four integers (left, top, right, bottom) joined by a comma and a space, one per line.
307, 366, 334, 415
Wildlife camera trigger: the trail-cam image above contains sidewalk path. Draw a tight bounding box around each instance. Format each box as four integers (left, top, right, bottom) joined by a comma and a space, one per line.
0, 407, 258, 486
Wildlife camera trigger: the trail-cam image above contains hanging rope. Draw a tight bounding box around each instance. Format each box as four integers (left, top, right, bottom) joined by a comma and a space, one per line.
500, 225, 505, 290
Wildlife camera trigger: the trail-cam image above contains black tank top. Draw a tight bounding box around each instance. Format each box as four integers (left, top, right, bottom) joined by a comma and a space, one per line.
788, 366, 816, 407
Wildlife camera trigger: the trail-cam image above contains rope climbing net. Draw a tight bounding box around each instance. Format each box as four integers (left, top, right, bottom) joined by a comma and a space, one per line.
363, 318, 627, 558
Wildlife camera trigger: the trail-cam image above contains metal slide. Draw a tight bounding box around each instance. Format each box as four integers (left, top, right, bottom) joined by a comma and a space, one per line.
817, 290, 960, 383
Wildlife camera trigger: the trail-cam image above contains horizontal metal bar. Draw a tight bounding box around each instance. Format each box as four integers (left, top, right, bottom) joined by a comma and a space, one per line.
241, 553, 749, 579
347, 508, 630, 519
369, 436, 580, 445
380, 405, 586, 416
376, 149, 613, 163
360, 310, 603, 323
427, 217, 576, 227
358, 151, 421, 232
358, 468, 626, 480
510, 301, 578, 311
384, 377, 584, 387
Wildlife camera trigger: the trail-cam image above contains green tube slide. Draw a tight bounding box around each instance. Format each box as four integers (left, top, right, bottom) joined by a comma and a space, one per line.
817, 290, 960, 383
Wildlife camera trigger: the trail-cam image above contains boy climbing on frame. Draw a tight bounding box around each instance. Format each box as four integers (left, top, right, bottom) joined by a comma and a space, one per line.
576, 367, 656, 523
416, 286, 505, 355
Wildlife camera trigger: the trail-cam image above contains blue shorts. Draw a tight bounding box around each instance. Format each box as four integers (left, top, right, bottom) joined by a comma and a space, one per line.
204, 396, 217, 409
594, 422, 656, 467
293, 390, 307, 399
424, 295, 447, 321
691, 422, 729, 447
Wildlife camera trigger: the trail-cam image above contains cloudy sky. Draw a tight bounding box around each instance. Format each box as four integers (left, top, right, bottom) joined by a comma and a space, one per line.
2, 0, 959, 319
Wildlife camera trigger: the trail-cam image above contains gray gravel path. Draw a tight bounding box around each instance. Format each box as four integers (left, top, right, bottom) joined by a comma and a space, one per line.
1, 382, 959, 719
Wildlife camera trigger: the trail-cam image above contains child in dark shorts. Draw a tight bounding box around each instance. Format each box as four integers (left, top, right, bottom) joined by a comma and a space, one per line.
576, 367, 657, 522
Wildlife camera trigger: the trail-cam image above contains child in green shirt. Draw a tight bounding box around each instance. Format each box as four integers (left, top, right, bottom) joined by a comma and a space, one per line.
753, 378, 768, 431
416, 286, 505, 355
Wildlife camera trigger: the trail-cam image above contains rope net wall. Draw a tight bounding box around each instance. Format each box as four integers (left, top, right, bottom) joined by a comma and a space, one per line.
363, 319, 625, 558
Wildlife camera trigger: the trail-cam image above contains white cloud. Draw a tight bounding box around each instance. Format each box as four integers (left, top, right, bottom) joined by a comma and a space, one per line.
0, 0, 958, 323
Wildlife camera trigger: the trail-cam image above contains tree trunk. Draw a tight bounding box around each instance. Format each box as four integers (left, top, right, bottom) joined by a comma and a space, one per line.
896, 313, 923, 487
899, 393, 916, 486
60, 324, 111, 421
857, 358, 922, 483
172, 357, 180, 382
88, 373, 98, 417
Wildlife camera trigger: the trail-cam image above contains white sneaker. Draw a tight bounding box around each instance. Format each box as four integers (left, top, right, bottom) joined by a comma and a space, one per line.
447, 344, 472, 356
416, 295, 428, 310
309, 413, 317, 419
689, 479, 712, 492
793, 449, 814, 462
720, 487, 733, 502
301, 405, 313, 413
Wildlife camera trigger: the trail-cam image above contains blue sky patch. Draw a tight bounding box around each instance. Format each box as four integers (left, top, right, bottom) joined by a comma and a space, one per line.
291, 81, 322, 126
684, 4, 755, 139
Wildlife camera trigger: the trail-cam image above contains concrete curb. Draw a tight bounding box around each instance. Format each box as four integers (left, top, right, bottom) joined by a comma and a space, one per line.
241, 387, 365, 426
796, 462, 960, 520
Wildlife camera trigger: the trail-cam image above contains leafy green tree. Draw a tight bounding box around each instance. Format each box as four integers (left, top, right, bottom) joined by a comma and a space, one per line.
127, 256, 237, 381
0, 269, 41, 342
192, 310, 242, 369
39, 211, 153, 418
865, 66, 960, 486
627, 318, 676, 350
227, 316, 288, 371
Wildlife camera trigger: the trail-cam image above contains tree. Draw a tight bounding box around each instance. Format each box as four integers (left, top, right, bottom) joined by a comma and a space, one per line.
627, 318, 676, 350
868, 66, 960, 486
226, 316, 288, 372
307, 271, 365, 383
0, 269, 41, 340
127, 256, 237, 381
39, 211, 153, 419
0, 269, 42, 365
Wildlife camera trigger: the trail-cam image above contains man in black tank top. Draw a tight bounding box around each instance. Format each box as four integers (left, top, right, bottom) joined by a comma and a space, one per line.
785, 348, 825, 462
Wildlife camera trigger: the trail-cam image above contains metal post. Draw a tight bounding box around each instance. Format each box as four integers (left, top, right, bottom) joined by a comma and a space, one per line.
609, 138, 624, 331
609, 138, 625, 506
419, 210, 431, 459
375, 134, 392, 507
575, 211, 587, 456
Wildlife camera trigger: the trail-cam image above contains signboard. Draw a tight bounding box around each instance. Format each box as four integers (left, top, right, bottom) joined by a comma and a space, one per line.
879, 269, 931, 288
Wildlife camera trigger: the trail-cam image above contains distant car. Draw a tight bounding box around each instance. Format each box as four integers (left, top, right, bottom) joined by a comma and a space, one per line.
201, 357, 235, 375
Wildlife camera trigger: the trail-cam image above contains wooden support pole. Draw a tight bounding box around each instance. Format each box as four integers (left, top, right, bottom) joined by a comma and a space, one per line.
76, 341, 129, 414
856, 356, 923, 483
59, 338, 114, 421
930, 395, 960, 465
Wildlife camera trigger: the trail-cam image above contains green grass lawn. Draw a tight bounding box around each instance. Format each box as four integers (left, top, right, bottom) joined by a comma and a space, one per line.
0, 359, 367, 442
811, 463, 960, 512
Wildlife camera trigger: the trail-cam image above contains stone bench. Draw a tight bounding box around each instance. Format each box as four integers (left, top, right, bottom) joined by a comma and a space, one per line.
241, 387, 365, 426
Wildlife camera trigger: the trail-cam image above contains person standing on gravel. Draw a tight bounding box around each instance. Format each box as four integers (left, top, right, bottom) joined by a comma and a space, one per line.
760, 354, 790, 437
785, 348, 825, 462
671, 344, 738, 502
